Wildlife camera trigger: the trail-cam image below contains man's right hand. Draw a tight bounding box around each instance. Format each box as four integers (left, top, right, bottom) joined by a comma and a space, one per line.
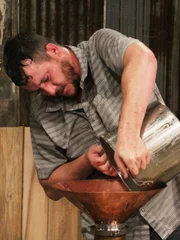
85, 144, 117, 177
39, 144, 117, 201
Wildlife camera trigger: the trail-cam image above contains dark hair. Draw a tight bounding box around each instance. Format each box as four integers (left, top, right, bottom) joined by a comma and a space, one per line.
3, 32, 57, 86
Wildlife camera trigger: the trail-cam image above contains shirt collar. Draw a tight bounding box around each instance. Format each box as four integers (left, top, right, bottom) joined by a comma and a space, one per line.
67, 45, 88, 88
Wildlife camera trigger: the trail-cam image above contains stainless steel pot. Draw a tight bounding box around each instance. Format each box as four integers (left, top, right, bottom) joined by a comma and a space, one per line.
100, 101, 180, 191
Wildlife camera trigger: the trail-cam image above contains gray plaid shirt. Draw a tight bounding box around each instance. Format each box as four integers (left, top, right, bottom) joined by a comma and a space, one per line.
30, 28, 180, 239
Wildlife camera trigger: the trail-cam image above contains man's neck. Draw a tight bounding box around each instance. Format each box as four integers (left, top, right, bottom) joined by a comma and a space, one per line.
66, 47, 81, 77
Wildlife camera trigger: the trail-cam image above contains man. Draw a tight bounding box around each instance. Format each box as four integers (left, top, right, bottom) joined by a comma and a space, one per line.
3, 28, 180, 239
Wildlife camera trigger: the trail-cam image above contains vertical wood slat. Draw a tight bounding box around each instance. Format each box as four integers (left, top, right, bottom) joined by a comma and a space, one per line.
0, 127, 23, 240
23, 128, 83, 240
48, 198, 83, 240
23, 128, 48, 240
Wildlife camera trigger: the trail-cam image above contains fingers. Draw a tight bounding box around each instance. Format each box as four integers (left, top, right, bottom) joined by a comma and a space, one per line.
97, 154, 117, 176
92, 152, 108, 167
138, 151, 150, 170
128, 153, 149, 176
139, 158, 146, 170
125, 158, 139, 178
114, 156, 129, 178
104, 167, 117, 176
146, 151, 150, 165
98, 160, 117, 176
89, 150, 117, 176
92, 144, 104, 155
115, 151, 150, 178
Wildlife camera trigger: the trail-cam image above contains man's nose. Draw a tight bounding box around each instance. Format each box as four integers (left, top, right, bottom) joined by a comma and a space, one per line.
41, 85, 57, 96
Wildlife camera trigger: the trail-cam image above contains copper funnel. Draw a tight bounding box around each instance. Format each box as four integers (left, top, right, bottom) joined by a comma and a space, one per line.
54, 179, 165, 239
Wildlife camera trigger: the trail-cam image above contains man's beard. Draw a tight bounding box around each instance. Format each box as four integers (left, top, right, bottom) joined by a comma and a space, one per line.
56, 60, 81, 97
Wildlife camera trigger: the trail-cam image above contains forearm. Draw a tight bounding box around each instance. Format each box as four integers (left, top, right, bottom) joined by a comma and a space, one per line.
39, 153, 94, 200
119, 42, 157, 136
114, 43, 157, 177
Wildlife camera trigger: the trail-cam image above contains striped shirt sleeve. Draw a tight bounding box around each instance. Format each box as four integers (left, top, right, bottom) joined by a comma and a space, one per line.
92, 28, 140, 75
30, 114, 68, 179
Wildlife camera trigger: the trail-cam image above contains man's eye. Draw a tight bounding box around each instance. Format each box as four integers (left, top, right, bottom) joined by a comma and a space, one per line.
43, 77, 49, 83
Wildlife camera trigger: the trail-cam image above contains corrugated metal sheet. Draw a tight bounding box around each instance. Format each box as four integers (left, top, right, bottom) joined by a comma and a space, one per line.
19, 0, 104, 45
149, 0, 180, 118
105, 0, 180, 118
19, 0, 104, 125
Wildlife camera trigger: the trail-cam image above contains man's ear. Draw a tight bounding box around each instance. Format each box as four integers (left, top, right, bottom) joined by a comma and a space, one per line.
46, 43, 61, 57
21, 58, 32, 66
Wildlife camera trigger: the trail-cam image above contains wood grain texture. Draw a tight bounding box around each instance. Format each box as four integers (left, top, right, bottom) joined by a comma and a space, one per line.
0, 127, 23, 240
48, 197, 83, 240
23, 127, 48, 240
23, 128, 83, 240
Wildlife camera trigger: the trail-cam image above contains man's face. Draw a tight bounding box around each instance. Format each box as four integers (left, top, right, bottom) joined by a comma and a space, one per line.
22, 57, 81, 97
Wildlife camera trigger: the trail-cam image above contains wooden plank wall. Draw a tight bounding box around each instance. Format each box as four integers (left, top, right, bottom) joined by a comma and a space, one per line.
0, 127, 23, 240
1, 127, 83, 240
23, 128, 83, 240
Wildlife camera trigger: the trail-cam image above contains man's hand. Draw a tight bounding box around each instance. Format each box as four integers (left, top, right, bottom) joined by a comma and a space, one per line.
86, 144, 117, 176
114, 132, 150, 178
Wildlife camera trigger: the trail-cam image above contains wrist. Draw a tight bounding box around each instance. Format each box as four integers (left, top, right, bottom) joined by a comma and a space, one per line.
118, 122, 141, 137
119, 103, 146, 136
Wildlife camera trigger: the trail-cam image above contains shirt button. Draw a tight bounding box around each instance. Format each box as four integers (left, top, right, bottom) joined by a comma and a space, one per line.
141, 208, 146, 213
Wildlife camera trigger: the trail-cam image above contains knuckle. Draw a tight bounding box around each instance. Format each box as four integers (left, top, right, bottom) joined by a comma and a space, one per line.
101, 164, 110, 172
129, 166, 139, 175
127, 157, 135, 165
